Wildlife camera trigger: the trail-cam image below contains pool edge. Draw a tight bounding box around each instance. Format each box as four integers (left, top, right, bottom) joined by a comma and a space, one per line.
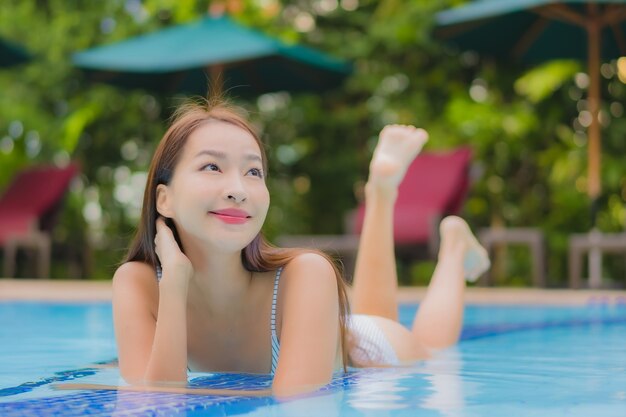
1, 279, 626, 305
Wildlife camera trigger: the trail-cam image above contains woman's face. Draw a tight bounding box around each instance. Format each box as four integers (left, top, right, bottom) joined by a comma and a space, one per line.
157, 121, 270, 252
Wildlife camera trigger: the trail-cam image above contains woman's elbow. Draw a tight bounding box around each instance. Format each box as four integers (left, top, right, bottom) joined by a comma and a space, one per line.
271, 381, 325, 399
271, 371, 330, 399
142, 369, 188, 386
121, 367, 187, 387
119, 367, 145, 386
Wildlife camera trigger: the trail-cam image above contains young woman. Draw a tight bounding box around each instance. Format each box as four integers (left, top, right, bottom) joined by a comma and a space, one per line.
57, 99, 489, 398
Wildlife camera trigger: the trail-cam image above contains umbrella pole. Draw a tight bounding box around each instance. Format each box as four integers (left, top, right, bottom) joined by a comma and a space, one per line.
209, 65, 224, 96
587, 11, 601, 210
587, 5, 602, 288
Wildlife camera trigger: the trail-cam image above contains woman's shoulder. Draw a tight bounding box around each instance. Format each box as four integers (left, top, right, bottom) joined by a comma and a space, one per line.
112, 261, 159, 292
280, 251, 337, 290
112, 262, 159, 322
282, 251, 334, 274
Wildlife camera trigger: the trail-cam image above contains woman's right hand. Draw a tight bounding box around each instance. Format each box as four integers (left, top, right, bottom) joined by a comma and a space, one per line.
155, 217, 193, 291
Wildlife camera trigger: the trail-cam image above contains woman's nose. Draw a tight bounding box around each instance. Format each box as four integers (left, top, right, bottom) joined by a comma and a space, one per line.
226, 192, 246, 203
224, 175, 247, 203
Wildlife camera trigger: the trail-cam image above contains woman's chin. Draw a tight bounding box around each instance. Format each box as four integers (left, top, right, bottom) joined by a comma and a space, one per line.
203, 234, 258, 253
180, 223, 261, 254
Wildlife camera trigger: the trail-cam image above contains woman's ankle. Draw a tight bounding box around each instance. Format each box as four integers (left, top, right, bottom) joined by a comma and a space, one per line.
364, 181, 398, 203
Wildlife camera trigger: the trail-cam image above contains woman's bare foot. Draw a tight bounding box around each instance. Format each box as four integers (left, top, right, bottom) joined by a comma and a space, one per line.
368, 125, 429, 192
440, 216, 490, 282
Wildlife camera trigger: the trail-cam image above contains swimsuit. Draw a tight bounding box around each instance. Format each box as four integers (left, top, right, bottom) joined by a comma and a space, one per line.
156, 265, 399, 375
269, 267, 399, 374
270, 267, 281, 374
347, 314, 400, 367
156, 265, 284, 373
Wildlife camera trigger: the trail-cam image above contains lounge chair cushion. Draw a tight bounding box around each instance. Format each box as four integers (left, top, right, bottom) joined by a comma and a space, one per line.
354, 147, 472, 244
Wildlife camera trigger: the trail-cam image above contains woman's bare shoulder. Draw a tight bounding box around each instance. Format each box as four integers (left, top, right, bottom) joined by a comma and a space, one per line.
281, 252, 337, 295
112, 261, 159, 319
112, 261, 158, 292
282, 252, 335, 277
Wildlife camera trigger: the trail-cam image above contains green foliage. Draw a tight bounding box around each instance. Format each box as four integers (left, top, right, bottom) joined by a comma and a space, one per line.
409, 260, 436, 286
515, 60, 581, 103
0, 0, 624, 284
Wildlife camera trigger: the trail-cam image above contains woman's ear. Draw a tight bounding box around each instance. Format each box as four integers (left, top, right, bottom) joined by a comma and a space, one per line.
156, 184, 174, 218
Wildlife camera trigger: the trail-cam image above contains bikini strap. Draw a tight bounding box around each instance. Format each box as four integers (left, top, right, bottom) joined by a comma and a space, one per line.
270, 267, 283, 375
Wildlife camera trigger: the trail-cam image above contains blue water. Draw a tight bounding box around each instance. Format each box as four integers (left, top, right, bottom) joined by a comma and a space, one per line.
1, 301, 626, 416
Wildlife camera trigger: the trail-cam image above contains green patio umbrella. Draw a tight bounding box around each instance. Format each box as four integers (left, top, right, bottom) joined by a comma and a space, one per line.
0, 38, 30, 67
436, 0, 626, 212
72, 14, 351, 97
436, 0, 626, 288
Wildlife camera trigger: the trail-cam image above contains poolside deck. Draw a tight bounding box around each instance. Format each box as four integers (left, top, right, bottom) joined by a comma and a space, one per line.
1, 278, 625, 305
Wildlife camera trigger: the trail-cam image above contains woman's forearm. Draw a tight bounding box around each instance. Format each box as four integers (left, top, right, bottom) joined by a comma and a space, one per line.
52, 383, 273, 397
143, 271, 190, 383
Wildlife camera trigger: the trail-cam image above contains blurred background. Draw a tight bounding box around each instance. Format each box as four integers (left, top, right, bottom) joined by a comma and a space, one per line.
0, 0, 624, 286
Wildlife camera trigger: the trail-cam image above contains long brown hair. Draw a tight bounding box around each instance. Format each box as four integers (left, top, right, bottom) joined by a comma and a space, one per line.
124, 97, 352, 370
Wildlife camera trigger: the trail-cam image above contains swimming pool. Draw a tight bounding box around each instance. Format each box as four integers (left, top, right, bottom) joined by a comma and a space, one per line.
1, 301, 626, 416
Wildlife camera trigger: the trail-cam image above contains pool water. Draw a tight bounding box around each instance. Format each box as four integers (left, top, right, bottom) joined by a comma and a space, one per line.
1, 302, 626, 416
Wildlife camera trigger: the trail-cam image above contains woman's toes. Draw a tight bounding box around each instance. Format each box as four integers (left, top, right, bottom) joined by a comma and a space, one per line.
439, 216, 490, 282
368, 126, 429, 188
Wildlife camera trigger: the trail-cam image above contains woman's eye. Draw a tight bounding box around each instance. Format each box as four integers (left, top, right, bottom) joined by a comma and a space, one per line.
247, 168, 264, 178
202, 163, 220, 172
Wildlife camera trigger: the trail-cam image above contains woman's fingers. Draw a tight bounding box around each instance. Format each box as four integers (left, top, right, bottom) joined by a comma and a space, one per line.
154, 217, 193, 278
155, 216, 171, 236
154, 217, 174, 261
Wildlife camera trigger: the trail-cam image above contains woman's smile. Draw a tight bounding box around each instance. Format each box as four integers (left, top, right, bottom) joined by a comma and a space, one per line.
158, 121, 270, 250
209, 208, 251, 225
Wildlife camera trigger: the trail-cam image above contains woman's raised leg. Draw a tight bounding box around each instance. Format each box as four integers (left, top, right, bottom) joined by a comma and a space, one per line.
411, 216, 490, 350
351, 125, 428, 321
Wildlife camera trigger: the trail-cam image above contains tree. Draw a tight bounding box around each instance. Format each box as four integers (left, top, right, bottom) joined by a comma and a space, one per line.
1, 0, 623, 283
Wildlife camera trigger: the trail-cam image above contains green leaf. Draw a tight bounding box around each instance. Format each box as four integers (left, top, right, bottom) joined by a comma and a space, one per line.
61, 102, 103, 154
514, 60, 581, 103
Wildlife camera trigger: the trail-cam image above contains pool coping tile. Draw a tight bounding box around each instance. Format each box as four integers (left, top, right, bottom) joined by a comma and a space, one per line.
1, 278, 626, 305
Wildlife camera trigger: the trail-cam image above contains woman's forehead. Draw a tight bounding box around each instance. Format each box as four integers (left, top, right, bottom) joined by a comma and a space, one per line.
184, 121, 261, 156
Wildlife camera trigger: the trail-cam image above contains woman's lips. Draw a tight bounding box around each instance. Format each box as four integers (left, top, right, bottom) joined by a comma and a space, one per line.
209, 209, 251, 225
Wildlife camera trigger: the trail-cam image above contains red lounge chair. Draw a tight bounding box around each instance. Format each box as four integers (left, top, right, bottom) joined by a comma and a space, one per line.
278, 147, 473, 274
0, 164, 79, 278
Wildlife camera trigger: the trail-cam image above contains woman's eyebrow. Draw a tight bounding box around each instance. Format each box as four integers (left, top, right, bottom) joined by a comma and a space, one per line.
194, 150, 262, 163
194, 149, 226, 159
245, 154, 262, 163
